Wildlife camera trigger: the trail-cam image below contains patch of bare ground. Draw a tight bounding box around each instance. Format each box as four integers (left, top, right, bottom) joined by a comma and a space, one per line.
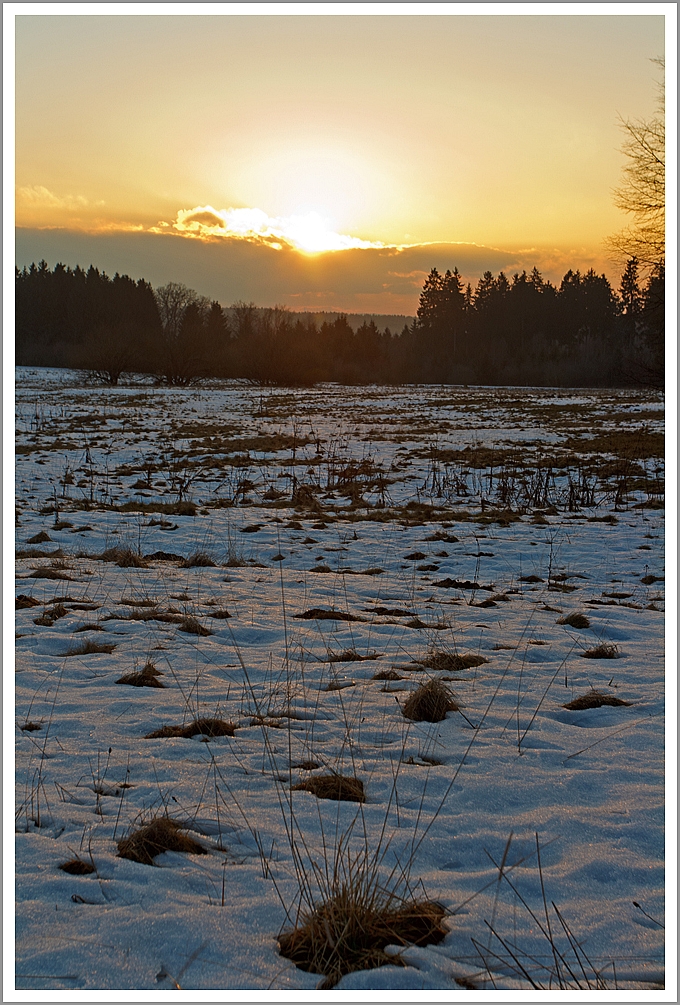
563, 691, 631, 710
117, 817, 208, 866
145, 717, 236, 738
59, 858, 95, 875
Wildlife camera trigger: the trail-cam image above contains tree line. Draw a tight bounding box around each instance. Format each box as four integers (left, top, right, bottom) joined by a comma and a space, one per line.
15, 257, 663, 387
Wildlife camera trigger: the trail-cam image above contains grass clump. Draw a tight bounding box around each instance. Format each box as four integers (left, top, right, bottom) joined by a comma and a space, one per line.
402, 679, 458, 723
16, 594, 40, 609
372, 669, 404, 681
100, 547, 148, 568
178, 616, 213, 636
582, 643, 620, 659
59, 858, 95, 875
556, 612, 591, 629
29, 567, 73, 581
63, 639, 117, 656
116, 662, 166, 688
180, 551, 217, 568
414, 650, 487, 673
328, 649, 381, 663
370, 606, 415, 617
27, 531, 52, 544
34, 602, 69, 626
117, 816, 207, 866
146, 717, 236, 739
279, 893, 447, 989
563, 691, 631, 710
294, 608, 365, 622
292, 773, 366, 803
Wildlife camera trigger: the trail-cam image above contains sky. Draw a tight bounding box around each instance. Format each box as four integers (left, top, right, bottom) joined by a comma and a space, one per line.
13, 9, 667, 313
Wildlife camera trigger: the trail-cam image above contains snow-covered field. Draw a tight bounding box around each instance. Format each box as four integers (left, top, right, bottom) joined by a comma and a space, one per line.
14, 368, 666, 993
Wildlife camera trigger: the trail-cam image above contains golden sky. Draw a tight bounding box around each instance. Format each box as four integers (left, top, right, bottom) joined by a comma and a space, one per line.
15, 12, 666, 311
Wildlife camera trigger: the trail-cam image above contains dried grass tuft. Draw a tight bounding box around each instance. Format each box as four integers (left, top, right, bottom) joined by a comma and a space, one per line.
180, 551, 217, 568
294, 608, 365, 622
292, 773, 365, 803
328, 649, 381, 663
582, 643, 620, 659
178, 616, 213, 636
146, 717, 236, 739
62, 639, 117, 656
117, 663, 166, 688
414, 650, 487, 673
563, 690, 631, 710
117, 816, 208, 866
279, 896, 447, 988
556, 612, 591, 629
208, 608, 232, 619
402, 679, 458, 723
100, 547, 148, 568
27, 531, 52, 544
16, 594, 40, 609
29, 567, 73, 581
372, 669, 404, 681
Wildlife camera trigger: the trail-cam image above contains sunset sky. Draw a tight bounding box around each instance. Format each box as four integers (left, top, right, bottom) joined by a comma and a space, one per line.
14, 9, 667, 313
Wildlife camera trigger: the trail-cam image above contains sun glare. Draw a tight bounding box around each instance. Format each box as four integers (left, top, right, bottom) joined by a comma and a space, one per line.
164, 205, 384, 254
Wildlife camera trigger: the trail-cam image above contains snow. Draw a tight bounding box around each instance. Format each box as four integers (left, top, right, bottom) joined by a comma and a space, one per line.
13, 369, 668, 994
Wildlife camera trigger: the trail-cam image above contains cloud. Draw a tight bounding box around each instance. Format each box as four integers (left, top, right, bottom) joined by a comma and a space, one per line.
16, 185, 90, 210
15, 226, 535, 314
152, 204, 387, 254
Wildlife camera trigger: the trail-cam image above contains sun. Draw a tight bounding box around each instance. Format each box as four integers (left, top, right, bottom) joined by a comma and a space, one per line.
167, 205, 384, 254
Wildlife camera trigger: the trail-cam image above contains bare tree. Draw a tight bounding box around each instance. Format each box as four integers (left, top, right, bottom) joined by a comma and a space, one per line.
154, 282, 210, 340
153, 281, 212, 384
607, 58, 665, 272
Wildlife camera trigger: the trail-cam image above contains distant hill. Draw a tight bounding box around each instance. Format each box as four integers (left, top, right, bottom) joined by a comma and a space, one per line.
222, 306, 415, 333
292, 311, 415, 333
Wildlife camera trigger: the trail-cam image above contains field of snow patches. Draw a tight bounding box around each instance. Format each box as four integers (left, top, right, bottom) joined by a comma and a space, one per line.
14, 368, 666, 993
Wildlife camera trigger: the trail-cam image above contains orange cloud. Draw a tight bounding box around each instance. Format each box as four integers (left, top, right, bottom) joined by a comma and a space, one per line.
152, 205, 388, 254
